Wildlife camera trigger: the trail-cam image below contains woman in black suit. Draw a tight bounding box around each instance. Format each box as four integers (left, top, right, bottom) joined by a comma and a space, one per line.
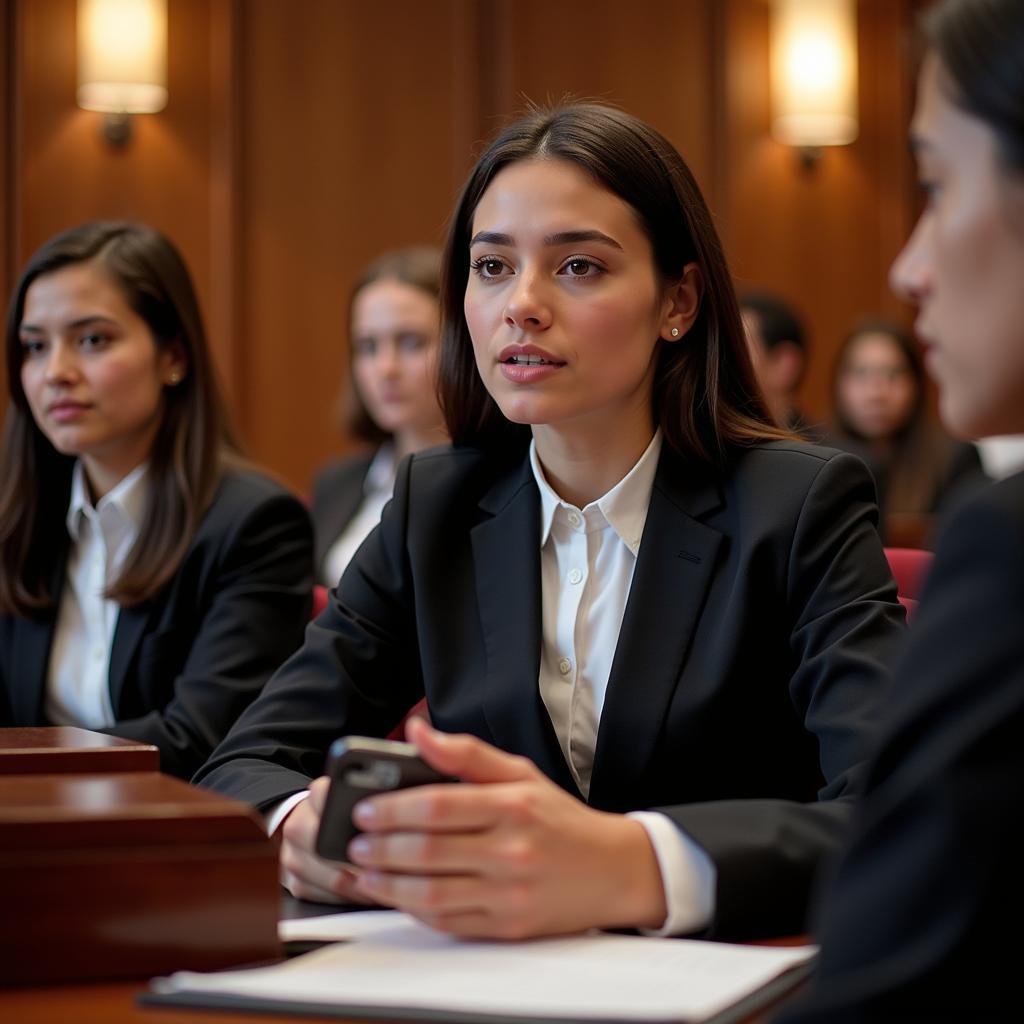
197, 104, 905, 940
777, 0, 1024, 1018
0, 222, 314, 779
312, 247, 448, 585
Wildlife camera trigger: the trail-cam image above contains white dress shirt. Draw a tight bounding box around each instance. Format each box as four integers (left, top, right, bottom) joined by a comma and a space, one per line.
529, 432, 715, 936
45, 461, 148, 729
273, 433, 716, 934
321, 445, 397, 586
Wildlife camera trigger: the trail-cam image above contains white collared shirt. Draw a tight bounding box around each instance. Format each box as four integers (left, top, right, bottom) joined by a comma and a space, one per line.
322, 445, 398, 586
44, 461, 148, 729
530, 431, 716, 935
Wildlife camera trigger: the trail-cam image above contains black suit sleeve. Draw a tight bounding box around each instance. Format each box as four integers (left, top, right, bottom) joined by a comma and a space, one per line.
107, 489, 314, 780
657, 452, 906, 939
194, 460, 424, 805
776, 479, 1024, 1020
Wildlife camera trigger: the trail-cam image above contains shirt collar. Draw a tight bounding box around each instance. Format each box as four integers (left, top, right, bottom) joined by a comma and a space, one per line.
530, 431, 663, 554
66, 460, 150, 543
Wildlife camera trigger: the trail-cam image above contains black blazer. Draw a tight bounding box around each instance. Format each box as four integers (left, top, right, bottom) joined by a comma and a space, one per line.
196, 441, 906, 938
776, 470, 1024, 1021
0, 469, 315, 780
311, 453, 375, 585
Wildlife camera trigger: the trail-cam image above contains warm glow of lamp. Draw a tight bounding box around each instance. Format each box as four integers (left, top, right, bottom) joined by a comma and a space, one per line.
771, 0, 858, 152
78, 0, 167, 143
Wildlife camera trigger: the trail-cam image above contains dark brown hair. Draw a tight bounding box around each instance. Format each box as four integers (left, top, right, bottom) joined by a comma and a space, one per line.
924, 0, 1024, 174
437, 102, 794, 463
341, 246, 443, 443
831, 320, 956, 515
0, 221, 241, 616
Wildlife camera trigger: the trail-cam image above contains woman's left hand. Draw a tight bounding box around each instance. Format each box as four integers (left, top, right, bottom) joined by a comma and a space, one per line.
347, 717, 668, 939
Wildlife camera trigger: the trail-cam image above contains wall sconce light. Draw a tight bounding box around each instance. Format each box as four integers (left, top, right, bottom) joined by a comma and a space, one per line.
77, 0, 168, 147
771, 0, 858, 168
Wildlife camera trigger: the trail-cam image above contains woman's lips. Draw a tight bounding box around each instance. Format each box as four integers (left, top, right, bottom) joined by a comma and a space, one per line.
47, 401, 89, 423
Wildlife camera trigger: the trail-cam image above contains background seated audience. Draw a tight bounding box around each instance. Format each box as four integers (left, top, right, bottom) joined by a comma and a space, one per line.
823, 318, 985, 547
739, 292, 816, 437
777, 0, 1024, 1017
197, 102, 906, 944
0, 222, 314, 779
312, 247, 448, 587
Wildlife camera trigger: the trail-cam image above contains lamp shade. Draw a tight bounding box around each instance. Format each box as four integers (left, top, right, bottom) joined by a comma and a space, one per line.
771, 0, 858, 148
77, 0, 167, 114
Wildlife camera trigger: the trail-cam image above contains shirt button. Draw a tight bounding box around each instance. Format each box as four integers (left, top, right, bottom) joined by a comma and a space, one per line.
568, 567, 583, 585
93, 649, 103, 662
567, 511, 581, 527
558, 657, 572, 675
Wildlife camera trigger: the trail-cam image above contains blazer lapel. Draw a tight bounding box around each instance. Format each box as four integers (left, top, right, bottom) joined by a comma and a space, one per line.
589, 448, 724, 809
471, 457, 576, 794
10, 555, 67, 724
314, 457, 374, 573
11, 616, 57, 724
108, 602, 153, 717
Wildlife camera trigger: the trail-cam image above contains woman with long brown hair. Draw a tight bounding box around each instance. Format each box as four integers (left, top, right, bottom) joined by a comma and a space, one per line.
198, 103, 904, 941
0, 221, 314, 779
825, 318, 984, 546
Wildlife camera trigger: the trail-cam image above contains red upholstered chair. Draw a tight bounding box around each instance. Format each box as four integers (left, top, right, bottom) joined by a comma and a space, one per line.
884, 547, 934, 620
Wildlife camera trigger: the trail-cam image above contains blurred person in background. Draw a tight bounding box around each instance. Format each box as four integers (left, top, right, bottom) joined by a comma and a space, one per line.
739, 292, 816, 436
825, 319, 984, 546
312, 247, 448, 586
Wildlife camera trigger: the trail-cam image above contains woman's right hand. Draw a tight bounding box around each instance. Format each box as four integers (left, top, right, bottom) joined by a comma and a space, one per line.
279, 776, 378, 905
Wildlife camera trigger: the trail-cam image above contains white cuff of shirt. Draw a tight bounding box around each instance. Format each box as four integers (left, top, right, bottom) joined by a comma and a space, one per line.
627, 810, 716, 936
265, 790, 310, 835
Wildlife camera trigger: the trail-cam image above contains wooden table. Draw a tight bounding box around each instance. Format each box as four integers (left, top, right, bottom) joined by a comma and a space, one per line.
0, 771, 279, 985
0, 725, 158, 773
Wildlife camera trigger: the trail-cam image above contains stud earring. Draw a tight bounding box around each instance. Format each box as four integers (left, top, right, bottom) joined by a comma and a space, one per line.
670, 328, 680, 338
168, 373, 181, 385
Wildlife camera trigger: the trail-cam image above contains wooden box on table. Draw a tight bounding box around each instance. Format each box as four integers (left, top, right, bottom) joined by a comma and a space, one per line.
0, 771, 280, 986
0, 727, 159, 774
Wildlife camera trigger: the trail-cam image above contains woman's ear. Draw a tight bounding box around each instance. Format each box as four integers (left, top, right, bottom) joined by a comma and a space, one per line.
660, 262, 703, 342
162, 341, 188, 387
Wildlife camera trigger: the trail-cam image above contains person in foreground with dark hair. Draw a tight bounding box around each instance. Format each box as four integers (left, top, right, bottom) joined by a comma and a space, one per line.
739, 292, 815, 436
0, 222, 314, 779
197, 103, 904, 941
776, 0, 1024, 1018
825, 319, 984, 546
312, 246, 448, 586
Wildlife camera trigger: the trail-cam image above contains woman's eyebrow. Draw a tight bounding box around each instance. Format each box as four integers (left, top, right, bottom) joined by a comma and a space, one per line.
20, 315, 117, 333
544, 230, 623, 250
469, 229, 623, 250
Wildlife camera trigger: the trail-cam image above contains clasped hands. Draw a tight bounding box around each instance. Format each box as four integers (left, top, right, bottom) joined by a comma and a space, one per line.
280, 717, 667, 939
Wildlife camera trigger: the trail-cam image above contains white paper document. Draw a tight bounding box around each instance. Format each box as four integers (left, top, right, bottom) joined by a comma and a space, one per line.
151, 911, 816, 1022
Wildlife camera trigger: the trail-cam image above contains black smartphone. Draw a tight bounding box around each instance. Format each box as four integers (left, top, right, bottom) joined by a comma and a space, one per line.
314, 735, 456, 863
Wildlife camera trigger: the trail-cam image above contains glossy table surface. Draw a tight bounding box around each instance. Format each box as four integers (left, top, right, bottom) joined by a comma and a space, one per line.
0, 725, 158, 773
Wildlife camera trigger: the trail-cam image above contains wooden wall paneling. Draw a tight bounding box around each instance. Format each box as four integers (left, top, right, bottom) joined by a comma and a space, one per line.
715, 0, 918, 425
478, 0, 717, 198
0, 0, 13, 410
239, 0, 483, 493
10, 0, 238, 415
1, 0, 11, 294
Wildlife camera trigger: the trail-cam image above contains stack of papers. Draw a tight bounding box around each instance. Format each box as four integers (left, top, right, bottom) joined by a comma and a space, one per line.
146, 910, 817, 1023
